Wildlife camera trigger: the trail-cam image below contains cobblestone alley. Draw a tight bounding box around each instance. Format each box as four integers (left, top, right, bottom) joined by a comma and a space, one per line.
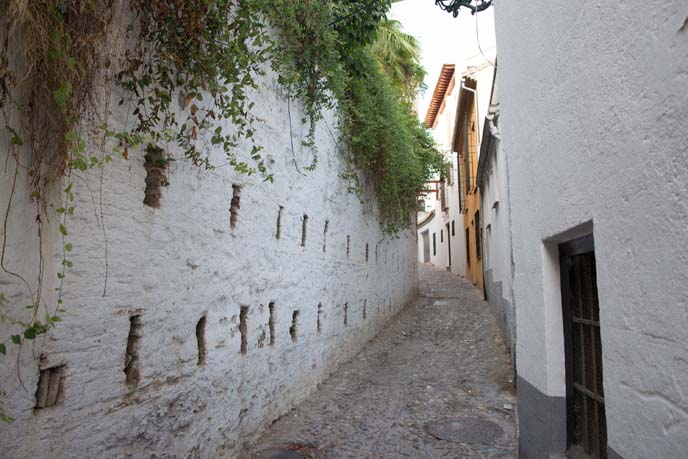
245, 265, 517, 458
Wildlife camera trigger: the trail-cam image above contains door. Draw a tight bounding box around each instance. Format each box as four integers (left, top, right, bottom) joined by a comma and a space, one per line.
446, 222, 452, 269
559, 235, 607, 459
422, 231, 430, 263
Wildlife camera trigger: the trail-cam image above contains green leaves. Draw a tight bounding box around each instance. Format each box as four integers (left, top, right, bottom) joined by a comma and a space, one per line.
53, 81, 72, 113
6, 126, 23, 146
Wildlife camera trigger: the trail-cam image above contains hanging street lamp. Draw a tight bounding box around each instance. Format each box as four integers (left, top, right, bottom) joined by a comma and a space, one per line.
434, 0, 493, 17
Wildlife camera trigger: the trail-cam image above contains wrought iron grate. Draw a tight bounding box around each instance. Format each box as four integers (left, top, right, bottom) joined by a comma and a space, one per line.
569, 252, 607, 459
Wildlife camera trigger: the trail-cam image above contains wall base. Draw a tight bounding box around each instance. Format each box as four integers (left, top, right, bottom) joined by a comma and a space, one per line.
517, 375, 567, 458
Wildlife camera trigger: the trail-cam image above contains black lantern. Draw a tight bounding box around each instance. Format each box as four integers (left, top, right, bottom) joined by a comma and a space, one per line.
434, 0, 493, 17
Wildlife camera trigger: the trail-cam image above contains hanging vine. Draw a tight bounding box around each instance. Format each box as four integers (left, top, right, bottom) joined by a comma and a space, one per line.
0, 0, 443, 422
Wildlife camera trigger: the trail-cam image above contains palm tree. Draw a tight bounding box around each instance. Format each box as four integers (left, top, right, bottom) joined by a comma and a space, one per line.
370, 18, 426, 100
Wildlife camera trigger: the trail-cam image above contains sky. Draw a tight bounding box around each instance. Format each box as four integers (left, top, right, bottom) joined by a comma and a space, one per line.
388, 0, 496, 118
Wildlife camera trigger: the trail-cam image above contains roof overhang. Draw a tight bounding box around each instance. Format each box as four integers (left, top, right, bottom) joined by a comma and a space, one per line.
417, 210, 436, 230
424, 64, 455, 128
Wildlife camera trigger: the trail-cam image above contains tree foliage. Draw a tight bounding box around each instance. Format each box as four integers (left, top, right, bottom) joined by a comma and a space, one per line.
370, 19, 427, 100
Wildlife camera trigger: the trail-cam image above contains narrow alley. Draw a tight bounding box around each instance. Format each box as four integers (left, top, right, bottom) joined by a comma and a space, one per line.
2, 1, 686, 457
246, 265, 517, 458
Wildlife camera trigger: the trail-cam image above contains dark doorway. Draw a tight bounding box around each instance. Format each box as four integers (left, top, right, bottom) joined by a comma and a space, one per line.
446, 222, 452, 269
422, 231, 430, 263
559, 235, 607, 459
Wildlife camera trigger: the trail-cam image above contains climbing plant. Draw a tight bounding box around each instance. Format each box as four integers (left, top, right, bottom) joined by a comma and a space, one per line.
0, 0, 443, 421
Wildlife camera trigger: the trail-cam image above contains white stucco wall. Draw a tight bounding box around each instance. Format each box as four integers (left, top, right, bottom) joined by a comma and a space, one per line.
0, 16, 417, 458
416, 152, 464, 276
416, 72, 466, 276
481, 137, 513, 302
479, 73, 515, 352
495, 1, 688, 457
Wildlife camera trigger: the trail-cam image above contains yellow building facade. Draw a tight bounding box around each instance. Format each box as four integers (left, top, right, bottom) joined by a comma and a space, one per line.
453, 77, 484, 293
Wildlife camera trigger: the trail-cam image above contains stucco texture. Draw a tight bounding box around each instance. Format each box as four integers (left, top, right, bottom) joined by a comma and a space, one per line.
495, 1, 688, 457
0, 20, 417, 459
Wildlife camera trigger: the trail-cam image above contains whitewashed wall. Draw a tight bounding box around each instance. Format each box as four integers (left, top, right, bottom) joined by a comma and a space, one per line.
417, 72, 465, 276
416, 152, 464, 275
495, 1, 688, 457
478, 72, 516, 354
0, 17, 417, 458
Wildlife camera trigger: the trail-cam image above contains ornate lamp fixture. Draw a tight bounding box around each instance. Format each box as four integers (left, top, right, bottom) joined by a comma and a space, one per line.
434, 0, 493, 17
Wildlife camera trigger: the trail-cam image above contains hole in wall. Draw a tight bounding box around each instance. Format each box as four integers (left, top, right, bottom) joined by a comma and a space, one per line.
317, 303, 322, 334
269, 302, 276, 347
143, 145, 168, 208
276, 206, 283, 239
34, 365, 66, 409
363, 299, 367, 319
301, 214, 308, 247
365, 243, 369, 262
323, 220, 329, 253
290, 310, 299, 342
196, 316, 207, 366
375, 244, 378, 264
124, 315, 143, 387
230, 185, 241, 229
346, 236, 350, 258
344, 303, 348, 326
239, 306, 248, 355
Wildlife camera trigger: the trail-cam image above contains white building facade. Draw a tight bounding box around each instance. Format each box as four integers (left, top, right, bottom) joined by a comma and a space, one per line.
495, 1, 688, 458
476, 70, 516, 360
417, 64, 466, 276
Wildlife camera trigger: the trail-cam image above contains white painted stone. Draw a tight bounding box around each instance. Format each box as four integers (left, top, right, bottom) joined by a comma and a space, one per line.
478, 70, 516, 353
495, 0, 688, 456
0, 12, 417, 457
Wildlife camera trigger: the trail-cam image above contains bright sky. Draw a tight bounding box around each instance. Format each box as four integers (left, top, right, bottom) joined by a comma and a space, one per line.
388, 0, 496, 119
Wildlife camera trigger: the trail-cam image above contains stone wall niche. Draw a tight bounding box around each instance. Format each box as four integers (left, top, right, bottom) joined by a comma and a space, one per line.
34, 365, 66, 410
124, 315, 143, 387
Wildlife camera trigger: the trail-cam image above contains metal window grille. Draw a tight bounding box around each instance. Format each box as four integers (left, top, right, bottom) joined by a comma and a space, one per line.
475, 210, 481, 259
463, 117, 478, 195
457, 159, 465, 213
561, 237, 607, 459
465, 227, 471, 266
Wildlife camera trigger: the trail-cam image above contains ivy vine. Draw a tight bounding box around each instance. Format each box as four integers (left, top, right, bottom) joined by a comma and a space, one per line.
0, 0, 444, 422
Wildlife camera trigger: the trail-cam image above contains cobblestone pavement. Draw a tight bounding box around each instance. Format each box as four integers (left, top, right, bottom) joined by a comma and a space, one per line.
243, 265, 517, 459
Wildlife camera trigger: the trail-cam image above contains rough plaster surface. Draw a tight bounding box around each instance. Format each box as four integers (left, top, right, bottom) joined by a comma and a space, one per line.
0, 19, 417, 458
246, 265, 516, 458
479, 73, 515, 357
494, 1, 688, 457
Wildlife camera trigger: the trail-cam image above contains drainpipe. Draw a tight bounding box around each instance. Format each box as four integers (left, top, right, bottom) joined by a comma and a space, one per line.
461, 80, 480, 143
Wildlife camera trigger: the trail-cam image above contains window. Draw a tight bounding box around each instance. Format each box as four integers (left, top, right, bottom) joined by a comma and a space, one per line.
441, 229, 444, 243
465, 228, 471, 266
452, 220, 455, 236
475, 210, 482, 259
433, 233, 436, 256
485, 224, 491, 265
464, 121, 471, 193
